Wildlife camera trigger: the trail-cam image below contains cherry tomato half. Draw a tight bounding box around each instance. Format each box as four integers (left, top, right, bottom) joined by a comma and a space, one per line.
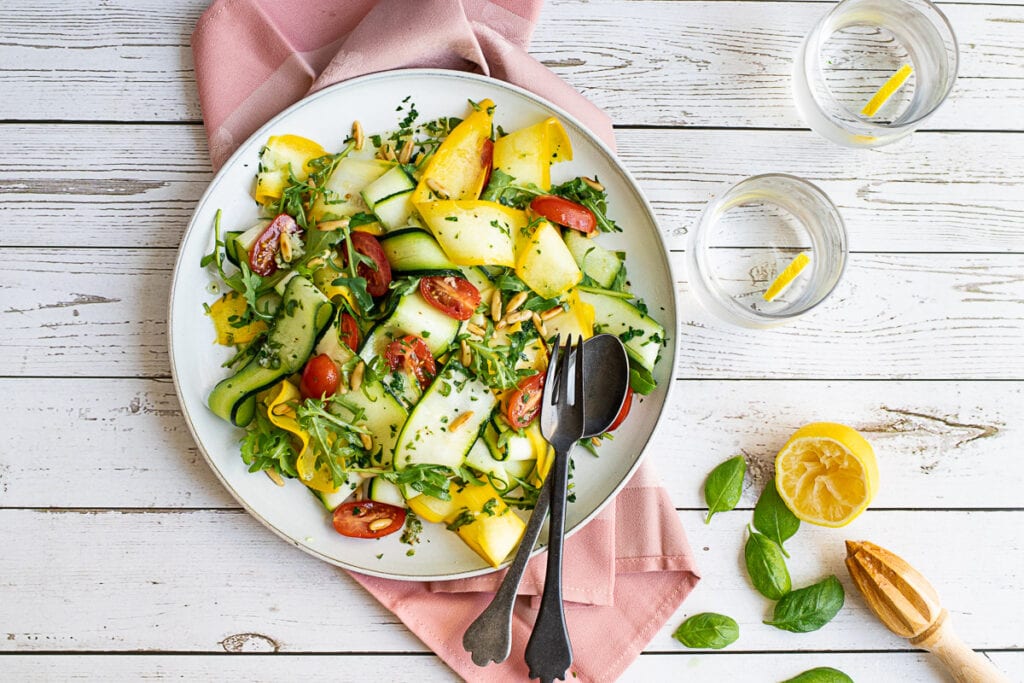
300, 353, 341, 399
530, 195, 597, 234
420, 276, 481, 321
249, 213, 301, 276
385, 334, 437, 391
338, 312, 361, 351
332, 500, 406, 539
340, 231, 392, 297
607, 387, 634, 432
504, 373, 545, 430
480, 138, 494, 195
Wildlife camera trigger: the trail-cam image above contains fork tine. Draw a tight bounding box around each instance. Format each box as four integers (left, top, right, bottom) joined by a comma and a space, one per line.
556, 336, 573, 408
542, 334, 561, 407
572, 334, 585, 408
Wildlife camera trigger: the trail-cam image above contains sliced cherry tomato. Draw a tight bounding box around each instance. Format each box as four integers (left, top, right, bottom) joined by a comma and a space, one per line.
338, 312, 361, 351
249, 213, 301, 276
419, 276, 481, 321
505, 373, 545, 430
332, 500, 406, 539
300, 353, 341, 399
479, 138, 494, 194
339, 231, 392, 297
607, 387, 634, 432
385, 334, 437, 390
530, 195, 597, 234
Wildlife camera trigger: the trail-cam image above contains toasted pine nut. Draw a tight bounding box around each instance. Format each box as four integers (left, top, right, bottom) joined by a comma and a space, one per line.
505, 291, 528, 315
352, 121, 365, 150
466, 322, 486, 337
271, 403, 292, 417
307, 256, 325, 268
491, 289, 503, 322
317, 218, 350, 232
495, 319, 508, 331
350, 360, 365, 392
504, 310, 532, 325
398, 139, 414, 164
460, 339, 472, 366
449, 411, 474, 432
265, 469, 285, 487
582, 176, 605, 192
532, 312, 547, 338
360, 433, 373, 451
541, 306, 564, 321
425, 177, 450, 200
368, 518, 392, 532
279, 232, 293, 262
591, 437, 602, 447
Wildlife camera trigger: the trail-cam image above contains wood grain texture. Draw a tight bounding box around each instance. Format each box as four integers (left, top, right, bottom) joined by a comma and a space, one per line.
0, 509, 1018, 655
0, 652, 1020, 682
3, 378, 1019, 509
4, 124, 1024, 252
0, 0, 1022, 128
2, 249, 1021, 379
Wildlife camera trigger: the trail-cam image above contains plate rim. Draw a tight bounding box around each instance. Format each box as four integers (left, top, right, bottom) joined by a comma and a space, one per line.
168, 67, 679, 581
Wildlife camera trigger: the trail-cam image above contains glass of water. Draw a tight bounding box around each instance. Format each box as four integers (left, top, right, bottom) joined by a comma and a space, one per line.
687, 174, 848, 328
793, 0, 958, 147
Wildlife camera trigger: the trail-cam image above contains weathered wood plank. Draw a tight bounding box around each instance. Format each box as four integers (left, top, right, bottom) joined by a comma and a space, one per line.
3, 378, 1020, 509
0, 509, 1018, 653
4, 124, 1024, 253
0, 0, 1021, 128
2, 249, 1021, 379
2, 652, 1020, 682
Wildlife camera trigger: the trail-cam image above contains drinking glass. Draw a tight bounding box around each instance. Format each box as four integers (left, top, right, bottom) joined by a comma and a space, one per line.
793, 0, 958, 147
686, 174, 847, 328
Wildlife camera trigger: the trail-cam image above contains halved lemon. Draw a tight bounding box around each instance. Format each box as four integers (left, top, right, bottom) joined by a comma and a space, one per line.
774, 422, 879, 527
763, 252, 811, 302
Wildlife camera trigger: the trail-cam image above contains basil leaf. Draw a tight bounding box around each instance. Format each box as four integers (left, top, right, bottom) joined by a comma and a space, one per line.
744, 525, 792, 600
703, 455, 746, 524
781, 667, 854, 683
753, 478, 801, 558
765, 575, 845, 633
672, 612, 739, 650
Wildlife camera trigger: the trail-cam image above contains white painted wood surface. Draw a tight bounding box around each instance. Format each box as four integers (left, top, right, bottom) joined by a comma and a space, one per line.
1, 0, 1022, 681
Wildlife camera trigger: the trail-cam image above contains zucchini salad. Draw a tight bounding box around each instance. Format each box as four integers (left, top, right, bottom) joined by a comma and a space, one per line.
201, 98, 666, 567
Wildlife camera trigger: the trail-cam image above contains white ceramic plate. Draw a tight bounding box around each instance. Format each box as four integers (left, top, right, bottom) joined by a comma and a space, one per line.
169, 69, 677, 580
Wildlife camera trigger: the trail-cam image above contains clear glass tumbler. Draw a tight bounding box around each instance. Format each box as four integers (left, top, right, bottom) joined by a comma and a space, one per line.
687, 174, 848, 328
793, 0, 958, 147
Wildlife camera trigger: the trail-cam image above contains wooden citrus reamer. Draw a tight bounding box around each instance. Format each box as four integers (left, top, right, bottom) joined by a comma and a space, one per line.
845, 540, 1009, 683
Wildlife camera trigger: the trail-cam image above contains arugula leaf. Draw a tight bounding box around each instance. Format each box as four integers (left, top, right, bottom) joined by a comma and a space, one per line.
239, 410, 299, 478
480, 169, 544, 208
381, 465, 456, 501
550, 176, 621, 233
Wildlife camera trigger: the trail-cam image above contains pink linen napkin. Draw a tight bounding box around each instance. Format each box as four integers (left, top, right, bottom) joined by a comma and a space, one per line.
192, 1, 700, 679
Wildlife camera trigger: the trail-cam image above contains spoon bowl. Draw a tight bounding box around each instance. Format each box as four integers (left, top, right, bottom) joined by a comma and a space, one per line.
582, 334, 631, 438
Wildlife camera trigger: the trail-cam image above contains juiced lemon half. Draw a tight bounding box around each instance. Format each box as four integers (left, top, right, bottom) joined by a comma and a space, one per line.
774, 422, 879, 527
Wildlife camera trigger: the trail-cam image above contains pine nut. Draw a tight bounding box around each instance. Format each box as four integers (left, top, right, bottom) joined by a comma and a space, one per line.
360, 433, 373, 451
350, 360, 365, 392
541, 306, 564, 321
425, 177, 450, 200
582, 176, 604, 192
352, 121, 365, 150
398, 139, 414, 164
466, 322, 486, 337
368, 518, 392, 532
491, 289, 503, 322
460, 339, 472, 366
279, 232, 293, 262
271, 403, 292, 416
532, 312, 547, 338
505, 291, 528, 315
591, 437, 602, 447
448, 410, 474, 432
317, 218, 350, 232
265, 469, 285, 487
504, 310, 531, 325
495, 319, 508, 331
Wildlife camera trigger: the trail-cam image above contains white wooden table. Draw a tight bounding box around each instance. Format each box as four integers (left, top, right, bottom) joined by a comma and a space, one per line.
2, 0, 1022, 680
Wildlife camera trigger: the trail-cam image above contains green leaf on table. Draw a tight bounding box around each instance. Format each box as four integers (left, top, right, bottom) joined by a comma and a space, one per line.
672, 612, 739, 650
753, 478, 801, 557
780, 667, 855, 683
765, 575, 845, 633
703, 455, 746, 523
744, 525, 792, 600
